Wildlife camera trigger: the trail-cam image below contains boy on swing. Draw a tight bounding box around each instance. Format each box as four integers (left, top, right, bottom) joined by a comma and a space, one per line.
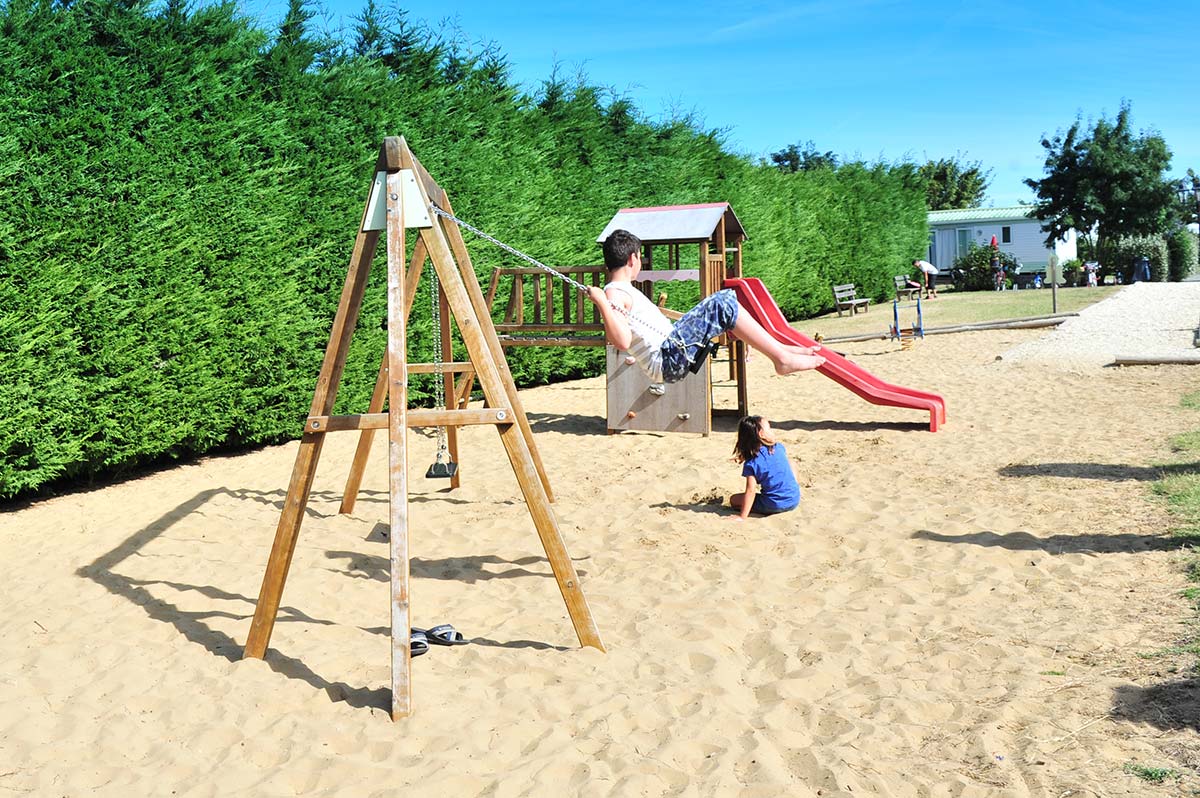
588, 229, 826, 384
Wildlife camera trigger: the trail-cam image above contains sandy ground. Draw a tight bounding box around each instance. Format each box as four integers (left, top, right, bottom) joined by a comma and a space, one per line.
3, 294, 1200, 797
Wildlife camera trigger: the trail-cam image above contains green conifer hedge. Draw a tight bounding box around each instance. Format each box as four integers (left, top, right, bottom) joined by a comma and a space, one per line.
0, 0, 928, 498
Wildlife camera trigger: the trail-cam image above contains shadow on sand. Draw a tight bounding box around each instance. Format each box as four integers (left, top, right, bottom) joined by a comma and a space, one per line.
912, 528, 1188, 555
999, 461, 1200, 482
77, 485, 577, 713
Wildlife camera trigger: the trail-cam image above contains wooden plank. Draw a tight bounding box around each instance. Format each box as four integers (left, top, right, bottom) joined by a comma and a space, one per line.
734, 339, 749, 417
715, 215, 726, 291
454, 372, 475, 408
544, 274, 554, 327
1113, 353, 1200, 365
532, 273, 542, 324
385, 171, 412, 721
514, 274, 524, 325
340, 239, 429, 515
606, 345, 708, 435
485, 268, 501, 307
502, 275, 519, 324
404, 152, 603, 653
495, 323, 605, 332
407, 361, 473, 374
307, 407, 514, 432
244, 146, 386, 660
576, 278, 586, 327
498, 336, 606, 347
438, 287, 461, 490
339, 354, 388, 515
489, 265, 604, 276
591, 270, 601, 324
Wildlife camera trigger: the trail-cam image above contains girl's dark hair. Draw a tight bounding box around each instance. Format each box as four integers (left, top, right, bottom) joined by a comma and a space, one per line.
733, 415, 764, 464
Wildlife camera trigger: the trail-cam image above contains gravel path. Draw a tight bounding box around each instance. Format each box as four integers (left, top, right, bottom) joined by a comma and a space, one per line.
1000, 282, 1200, 368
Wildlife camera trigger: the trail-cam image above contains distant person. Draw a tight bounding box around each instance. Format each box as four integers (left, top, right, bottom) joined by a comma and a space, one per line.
728, 415, 800, 520
991, 254, 1005, 291
912, 259, 938, 299
588, 229, 825, 386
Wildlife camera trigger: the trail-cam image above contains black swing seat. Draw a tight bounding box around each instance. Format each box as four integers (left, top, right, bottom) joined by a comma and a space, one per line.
425, 461, 458, 479
688, 340, 721, 374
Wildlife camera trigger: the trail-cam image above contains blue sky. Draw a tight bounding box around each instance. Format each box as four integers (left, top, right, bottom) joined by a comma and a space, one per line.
242, 0, 1198, 207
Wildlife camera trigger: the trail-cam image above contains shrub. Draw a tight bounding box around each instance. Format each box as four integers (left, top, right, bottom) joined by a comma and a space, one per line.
1104, 235, 1169, 282
951, 245, 1021, 291
1060, 257, 1083, 286
1167, 228, 1199, 282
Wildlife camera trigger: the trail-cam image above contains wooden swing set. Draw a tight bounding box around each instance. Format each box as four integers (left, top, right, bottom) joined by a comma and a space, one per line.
242, 137, 604, 720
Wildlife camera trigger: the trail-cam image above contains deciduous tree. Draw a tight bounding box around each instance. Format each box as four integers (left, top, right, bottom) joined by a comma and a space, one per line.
1024, 102, 1175, 255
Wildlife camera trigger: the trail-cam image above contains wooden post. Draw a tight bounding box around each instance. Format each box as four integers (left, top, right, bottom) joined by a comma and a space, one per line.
439, 283, 461, 490
244, 142, 395, 660
383, 171, 413, 720
404, 151, 602, 652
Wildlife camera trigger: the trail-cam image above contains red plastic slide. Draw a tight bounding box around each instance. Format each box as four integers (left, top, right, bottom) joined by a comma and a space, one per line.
724, 278, 947, 432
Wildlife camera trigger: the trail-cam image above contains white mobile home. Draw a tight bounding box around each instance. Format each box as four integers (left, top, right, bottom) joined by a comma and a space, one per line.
926, 206, 1076, 277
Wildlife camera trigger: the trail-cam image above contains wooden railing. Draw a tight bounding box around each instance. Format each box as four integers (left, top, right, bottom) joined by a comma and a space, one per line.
486, 266, 607, 346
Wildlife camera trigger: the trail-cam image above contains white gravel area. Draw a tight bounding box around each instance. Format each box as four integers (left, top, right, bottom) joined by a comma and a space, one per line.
1000, 282, 1200, 368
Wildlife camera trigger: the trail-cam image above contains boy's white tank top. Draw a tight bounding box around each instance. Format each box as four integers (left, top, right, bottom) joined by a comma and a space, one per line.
604, 280, 673, 382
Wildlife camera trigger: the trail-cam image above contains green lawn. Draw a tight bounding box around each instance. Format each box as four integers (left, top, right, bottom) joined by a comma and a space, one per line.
799, 285, 1121, 340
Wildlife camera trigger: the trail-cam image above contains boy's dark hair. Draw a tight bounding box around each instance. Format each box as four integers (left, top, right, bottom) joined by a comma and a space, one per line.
912, 259, 919, 266
733, 415, 765, 464
603, 229, 641, 271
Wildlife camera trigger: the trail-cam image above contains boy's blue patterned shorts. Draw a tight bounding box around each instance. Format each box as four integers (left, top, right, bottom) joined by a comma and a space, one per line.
659, 289, 739, 383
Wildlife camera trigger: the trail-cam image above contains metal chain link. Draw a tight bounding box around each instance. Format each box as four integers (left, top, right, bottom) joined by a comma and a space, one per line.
429, 203, 663, 338
428, 268, 450, 464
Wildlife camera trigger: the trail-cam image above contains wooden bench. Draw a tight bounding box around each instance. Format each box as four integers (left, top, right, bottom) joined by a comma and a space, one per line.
832, 283, 871, 316
893, 274, 920, 301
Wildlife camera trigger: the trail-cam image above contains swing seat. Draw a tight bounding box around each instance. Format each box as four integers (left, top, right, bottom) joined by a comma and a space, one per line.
688, 341, 720, 374
425, 461, 458, 479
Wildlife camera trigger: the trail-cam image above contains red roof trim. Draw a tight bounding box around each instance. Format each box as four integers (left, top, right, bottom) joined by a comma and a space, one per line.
616, 202, 729, 213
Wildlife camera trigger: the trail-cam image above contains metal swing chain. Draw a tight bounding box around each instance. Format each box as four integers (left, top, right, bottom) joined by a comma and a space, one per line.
429, 267, 450, 465
428, 203, 664, 338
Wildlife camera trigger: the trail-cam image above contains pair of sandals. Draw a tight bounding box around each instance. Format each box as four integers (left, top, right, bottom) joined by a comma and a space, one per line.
409, 624, 468, 658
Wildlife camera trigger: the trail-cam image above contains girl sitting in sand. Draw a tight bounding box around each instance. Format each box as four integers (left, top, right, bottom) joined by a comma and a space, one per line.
729, 415, 801, 520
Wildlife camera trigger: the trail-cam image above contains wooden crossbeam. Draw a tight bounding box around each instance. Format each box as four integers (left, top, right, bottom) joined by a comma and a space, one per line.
498, 336, 606, 347
305, 408, 513, 432
407, 361, 473, 374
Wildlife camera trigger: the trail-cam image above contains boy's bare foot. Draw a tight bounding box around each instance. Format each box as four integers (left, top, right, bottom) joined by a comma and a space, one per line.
785, 343, 821, 357
775, 354, 826, 375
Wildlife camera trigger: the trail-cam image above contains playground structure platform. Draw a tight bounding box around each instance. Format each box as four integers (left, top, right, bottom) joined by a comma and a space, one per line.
724, 278, 947, 432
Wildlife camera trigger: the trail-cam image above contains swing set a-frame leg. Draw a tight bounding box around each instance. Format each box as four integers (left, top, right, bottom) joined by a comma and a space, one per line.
244, 137, 602, 722
244, 193, 383, 660
404, 149, 601, 652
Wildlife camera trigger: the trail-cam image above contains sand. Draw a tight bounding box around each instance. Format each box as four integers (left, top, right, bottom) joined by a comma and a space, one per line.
3, 289, 1200, 796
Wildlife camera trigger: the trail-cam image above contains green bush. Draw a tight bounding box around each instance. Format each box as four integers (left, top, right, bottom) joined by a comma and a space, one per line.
1060, 257, 1083, 286
1104, 235, 1169, 282
1167, 228, 1199, 282
951, 245, 1021, 291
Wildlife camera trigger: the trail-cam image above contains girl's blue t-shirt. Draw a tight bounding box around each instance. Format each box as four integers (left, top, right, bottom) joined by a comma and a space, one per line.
741, 443, 801, 512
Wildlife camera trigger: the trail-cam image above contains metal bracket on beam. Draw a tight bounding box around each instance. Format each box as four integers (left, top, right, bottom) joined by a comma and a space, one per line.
364, 170, 432, 231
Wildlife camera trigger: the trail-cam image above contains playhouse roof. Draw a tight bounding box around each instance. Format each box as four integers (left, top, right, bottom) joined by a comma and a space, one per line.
596, 202, 745, 245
